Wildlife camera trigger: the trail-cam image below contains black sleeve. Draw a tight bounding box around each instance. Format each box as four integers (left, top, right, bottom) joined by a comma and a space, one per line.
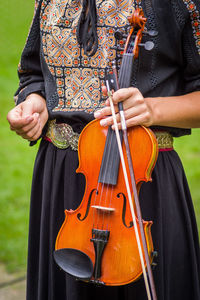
181, 0, 200, 94
14, 0, 45, 105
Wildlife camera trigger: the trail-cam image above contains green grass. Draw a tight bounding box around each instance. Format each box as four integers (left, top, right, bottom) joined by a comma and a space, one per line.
175, 131, 200, 226
0, 0, 200, 274
0, 0, 37, 272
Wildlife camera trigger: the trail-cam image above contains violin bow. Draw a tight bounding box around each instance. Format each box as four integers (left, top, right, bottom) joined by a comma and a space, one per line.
106, 7, 157, 299
105, 79, 157, 300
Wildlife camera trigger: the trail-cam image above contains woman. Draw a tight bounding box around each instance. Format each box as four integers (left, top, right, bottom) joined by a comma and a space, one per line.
7, 0, 200, 299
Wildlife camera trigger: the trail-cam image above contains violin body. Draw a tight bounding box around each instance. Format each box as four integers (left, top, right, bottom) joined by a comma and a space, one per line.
55, 119, 158, 286
55, 8, 159, 292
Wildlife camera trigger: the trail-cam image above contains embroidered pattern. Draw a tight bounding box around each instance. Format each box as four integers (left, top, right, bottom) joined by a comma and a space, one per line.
182, 0, 200, 54
40, 0, 136, 112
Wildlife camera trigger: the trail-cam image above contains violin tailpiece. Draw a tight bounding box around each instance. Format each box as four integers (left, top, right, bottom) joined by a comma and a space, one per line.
90, 229, 110, 284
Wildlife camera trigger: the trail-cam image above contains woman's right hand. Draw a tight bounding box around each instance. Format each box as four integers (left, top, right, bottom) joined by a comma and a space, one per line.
7, 93, 48, 141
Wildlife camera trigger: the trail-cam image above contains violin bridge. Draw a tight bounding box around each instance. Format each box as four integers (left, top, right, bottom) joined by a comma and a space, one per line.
91, 205, 115, 212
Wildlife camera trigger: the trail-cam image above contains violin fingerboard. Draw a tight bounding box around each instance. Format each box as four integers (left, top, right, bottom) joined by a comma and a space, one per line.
98, 126, 122, 186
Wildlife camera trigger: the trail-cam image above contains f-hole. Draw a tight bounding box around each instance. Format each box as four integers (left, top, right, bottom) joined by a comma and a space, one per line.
117, 192, 133, 228
77, 189, 98, 221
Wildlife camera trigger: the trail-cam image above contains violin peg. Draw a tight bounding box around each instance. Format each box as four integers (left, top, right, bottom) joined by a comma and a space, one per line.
114, 31, 125, 40
144, 41, 154, 50
139, 41, 154, 51
110, 46, 125, 52
145, 30, 158, 37
118, 47, 125, 52
149, 30, 158, 36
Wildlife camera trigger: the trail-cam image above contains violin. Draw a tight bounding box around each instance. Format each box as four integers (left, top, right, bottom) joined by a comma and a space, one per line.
54, 7, 158, 299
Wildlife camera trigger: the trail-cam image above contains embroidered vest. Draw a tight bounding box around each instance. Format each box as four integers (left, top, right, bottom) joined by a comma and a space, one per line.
40, 0, 136, 112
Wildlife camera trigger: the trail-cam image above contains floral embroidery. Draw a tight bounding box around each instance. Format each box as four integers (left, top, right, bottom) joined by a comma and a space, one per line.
40, 0, 136, 112
182, 0, 200, 54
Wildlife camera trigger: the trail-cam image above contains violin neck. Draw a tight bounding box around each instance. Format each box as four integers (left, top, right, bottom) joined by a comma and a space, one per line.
98, 52, 134, 186
119, 53, 134, 89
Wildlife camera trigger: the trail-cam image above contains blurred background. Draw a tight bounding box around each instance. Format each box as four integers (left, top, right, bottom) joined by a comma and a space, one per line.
0, 0, 200, 299
0, 1, 36, 298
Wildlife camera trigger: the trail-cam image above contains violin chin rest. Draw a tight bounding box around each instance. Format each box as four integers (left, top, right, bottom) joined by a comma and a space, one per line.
53, 248, 94, 280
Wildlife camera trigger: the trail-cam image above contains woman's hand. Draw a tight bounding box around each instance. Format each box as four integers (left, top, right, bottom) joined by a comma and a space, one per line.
94, 87, 154, 129
7, 93, 48, 141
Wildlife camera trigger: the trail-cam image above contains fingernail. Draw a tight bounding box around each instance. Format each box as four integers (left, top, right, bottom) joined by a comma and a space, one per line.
100, 119, 107, 127
94, 111, 101, 118
34, 113, 39, 118
26, 116, 33, 122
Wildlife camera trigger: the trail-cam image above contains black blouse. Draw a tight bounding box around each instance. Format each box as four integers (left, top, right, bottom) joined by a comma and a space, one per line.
15, 0, 200, 137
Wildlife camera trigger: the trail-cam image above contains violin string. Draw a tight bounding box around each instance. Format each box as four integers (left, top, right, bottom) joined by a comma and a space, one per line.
106, 56, 129, 232
101, 56, 129, 232
120, 55, 129, 88
104, 137, 118, 232
101, 126, 120, 229
107, 184, 114, 231
91, 161, 101, 228
93, 127, 115, 230
92, 181, 100, 228
91, 129, 114, 229
100, 183, 110, 230
100, 130, 115, 230
119, 54, 126, 87
92, 181, 102, 229
106, 57, 128, 231
101, 129, 116, 230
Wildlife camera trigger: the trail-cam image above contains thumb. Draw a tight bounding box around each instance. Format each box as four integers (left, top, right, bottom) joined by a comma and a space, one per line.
21, 100, 35, 119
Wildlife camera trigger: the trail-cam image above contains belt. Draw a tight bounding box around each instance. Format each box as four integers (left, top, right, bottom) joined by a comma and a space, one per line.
44, 120, 173, 151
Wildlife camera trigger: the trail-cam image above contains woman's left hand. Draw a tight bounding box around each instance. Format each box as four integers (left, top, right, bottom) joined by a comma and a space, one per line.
94, 86, 154, 129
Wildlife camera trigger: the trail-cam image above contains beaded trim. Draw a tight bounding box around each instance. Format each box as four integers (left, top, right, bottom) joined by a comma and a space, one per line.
46, 119, 79, 151
45, 120, 173, 151
182, 0, 200, 54
154, 131, 173, 150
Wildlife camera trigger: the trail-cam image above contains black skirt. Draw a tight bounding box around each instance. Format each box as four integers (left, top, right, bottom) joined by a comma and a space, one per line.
26, 139, 200, 300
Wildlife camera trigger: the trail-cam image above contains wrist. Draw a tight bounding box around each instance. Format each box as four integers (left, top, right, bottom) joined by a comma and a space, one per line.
26, 92, 46, 103
145, 97, 160, 127
26, 93, 47, 114
25, 93, 48, 127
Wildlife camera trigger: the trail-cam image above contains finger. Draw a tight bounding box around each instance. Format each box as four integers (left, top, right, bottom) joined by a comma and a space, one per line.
117, 96, 142, 112
99, 112, 121, 127
29, 127, 42, 141
7, 106, 34, 129
112, 87, 142, 104
102, 85, 107, 96
99, 105, 142, 127
97, 98, 142, 125
94, 104, 118, 119
121, 104, 147, 121
15, 113, 40, 134
9, 115, 34, 130
20, 122, 41, 140
28, 122, 42, 141
125, 113, 150, 128
111, 111, 152, 130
